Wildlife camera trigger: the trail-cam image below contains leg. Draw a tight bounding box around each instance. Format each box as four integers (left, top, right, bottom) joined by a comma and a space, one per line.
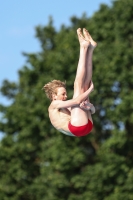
73, 28, 90, 98
83, 28, 97, 91
71, 29, 90, 126
71, 29, 97, 126
82, 29, 97, 123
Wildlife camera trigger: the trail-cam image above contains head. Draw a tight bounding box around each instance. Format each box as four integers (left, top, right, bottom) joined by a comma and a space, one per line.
42, 80, 67, 101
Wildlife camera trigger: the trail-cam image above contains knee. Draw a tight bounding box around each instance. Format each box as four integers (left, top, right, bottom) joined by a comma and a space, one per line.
84, 80, 91, 91
74, 80, 86, 93
74, 80, 83, 90
84, 83, 89, 91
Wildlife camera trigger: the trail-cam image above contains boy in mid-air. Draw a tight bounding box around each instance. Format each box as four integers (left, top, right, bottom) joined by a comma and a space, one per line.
43, 28, 97, 137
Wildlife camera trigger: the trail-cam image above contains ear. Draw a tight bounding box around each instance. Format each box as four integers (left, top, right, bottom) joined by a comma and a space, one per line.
52, 93, 57, 100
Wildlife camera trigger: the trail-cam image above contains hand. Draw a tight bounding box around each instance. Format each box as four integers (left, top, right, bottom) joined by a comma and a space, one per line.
80, 100, 95, 114
80, 100, 91, 110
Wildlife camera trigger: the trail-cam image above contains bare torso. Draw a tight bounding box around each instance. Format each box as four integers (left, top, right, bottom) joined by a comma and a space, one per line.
48, 104, 75, 136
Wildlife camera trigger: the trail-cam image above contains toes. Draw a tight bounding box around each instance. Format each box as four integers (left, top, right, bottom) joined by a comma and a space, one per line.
77, 28, 81, 34
83, 28, 91, 40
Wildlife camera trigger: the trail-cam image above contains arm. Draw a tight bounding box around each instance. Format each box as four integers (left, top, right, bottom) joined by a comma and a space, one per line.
51, 98, 81, 109
51, 82, 94, 109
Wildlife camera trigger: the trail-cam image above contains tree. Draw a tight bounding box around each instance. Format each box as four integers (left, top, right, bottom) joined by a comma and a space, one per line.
0, 0, 133, 199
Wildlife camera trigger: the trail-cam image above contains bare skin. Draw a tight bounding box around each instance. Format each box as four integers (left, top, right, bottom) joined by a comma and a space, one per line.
48, 28, 97, 136
79, 28, 97, 111
70, 28, 97, 126
49, 82, 94, 136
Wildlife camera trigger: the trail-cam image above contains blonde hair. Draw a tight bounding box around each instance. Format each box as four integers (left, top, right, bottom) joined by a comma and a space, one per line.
42, 80, 66, 101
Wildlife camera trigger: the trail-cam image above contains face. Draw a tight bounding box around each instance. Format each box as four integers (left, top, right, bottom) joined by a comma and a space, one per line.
53, 87, 67, 101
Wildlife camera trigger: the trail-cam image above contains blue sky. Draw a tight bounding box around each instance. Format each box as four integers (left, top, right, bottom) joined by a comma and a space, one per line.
0, 0, 112, 106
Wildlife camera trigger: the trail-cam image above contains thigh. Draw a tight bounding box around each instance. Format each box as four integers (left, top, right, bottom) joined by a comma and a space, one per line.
71, 82, 88, 126
70, 106, 88, 126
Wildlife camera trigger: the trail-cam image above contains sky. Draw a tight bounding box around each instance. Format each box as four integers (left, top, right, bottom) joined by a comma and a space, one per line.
0, 0, 113, 139
0, 0, 112, 106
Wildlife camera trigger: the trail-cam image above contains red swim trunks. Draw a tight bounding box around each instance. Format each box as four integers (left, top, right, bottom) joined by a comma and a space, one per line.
68, 120, 93, 137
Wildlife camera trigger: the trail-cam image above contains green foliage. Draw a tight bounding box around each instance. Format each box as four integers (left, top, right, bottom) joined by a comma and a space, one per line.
0, 0, 133, 199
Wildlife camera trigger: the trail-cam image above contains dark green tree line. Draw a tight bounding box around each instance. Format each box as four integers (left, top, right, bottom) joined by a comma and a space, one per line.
0, 0, 133, 199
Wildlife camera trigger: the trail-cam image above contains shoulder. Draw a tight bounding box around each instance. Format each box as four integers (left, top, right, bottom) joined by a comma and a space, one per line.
49, 100, 61, 110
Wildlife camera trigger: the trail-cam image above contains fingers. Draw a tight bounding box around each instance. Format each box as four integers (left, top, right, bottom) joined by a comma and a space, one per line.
80, 102, 91, 110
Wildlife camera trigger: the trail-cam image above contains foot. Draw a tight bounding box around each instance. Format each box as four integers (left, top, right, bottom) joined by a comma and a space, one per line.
83, 28, 97, 49
77, 28, 90, 48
